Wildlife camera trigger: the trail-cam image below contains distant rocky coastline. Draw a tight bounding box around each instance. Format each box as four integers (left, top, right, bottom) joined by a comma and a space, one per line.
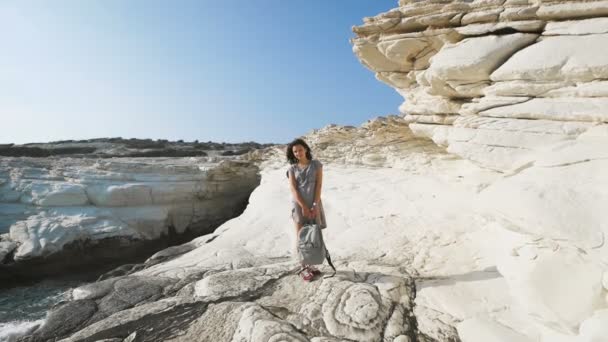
0, 138, 273, 159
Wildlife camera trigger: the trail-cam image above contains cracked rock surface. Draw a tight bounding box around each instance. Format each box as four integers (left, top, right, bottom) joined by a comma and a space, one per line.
19, 261, 419, 342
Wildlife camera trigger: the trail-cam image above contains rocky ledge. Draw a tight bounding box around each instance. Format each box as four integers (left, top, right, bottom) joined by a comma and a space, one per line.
0, 156, 261, 286
18, 261, 420, 342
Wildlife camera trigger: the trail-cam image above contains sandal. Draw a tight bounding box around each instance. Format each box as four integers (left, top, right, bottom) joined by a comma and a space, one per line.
308, 265, 321, 275
299, 267, 314, 282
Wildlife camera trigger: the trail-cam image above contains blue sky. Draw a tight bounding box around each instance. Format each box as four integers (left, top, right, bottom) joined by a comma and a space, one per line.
1, 1, 401, 144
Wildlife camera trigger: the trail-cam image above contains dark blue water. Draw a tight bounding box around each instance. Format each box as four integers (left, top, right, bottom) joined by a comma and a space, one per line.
0, 278, 85, 341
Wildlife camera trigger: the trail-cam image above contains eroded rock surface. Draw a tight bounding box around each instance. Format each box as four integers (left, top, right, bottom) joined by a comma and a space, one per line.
352, 1, 608, 341
352, 0, 608, 171
19, 261, 421, 342
0, 157, 260, 283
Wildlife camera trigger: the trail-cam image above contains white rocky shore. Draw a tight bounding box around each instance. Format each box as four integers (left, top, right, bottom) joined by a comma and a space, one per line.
0, 156, 260, 283
7, 0, 608, 341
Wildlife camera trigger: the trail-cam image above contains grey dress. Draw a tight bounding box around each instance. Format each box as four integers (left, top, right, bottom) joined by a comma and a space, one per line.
288, 159, 327, 229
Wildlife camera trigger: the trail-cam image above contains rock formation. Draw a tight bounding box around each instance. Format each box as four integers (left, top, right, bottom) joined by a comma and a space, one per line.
6, 1, 608, 342
352, 0, 608, 171
10, 111, 509, 342
0, 157, 260, 284
351, 1, 608, 341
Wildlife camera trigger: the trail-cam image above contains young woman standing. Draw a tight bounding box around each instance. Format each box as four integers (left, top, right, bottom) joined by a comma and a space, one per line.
286, 138, 327, 281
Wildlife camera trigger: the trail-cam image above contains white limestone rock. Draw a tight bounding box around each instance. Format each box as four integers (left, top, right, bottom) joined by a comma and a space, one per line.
35, 183, 89, 207
376, 29, 462, 72
303, 116, 448, 170
455, 20, 545, 36
499, 5, 539, 21
352, 38, 409, 73
542, 81, 608, 98
399, 87, 464, 115
351, 0, 608, 174
447, 141, 533, 171
544, 17, 608, 35
404, 114, 458, 125
578, 309, 608, 342
496, 242, 605, 333
477, 136, 608, 248
453, 116, 593, 136
410, 117, 590, 170
537, 1, 608, 20
376, 71, 417, 90
479, 98, 608, 122
424, 33, 538, 97
485, 79, 608, 98
8, 208, 143, 260
491, 34, 608, 82
0, 157, 260, 262
457, 316, 535, 342
483, 80, 566, 97
460, 96, 530, 116
461, 7, 503, 25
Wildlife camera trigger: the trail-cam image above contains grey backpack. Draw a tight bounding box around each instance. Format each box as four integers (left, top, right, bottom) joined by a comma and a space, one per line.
298, 222, 336, 277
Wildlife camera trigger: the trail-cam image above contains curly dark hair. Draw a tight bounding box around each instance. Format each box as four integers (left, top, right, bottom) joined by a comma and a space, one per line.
286, 138, 313, 165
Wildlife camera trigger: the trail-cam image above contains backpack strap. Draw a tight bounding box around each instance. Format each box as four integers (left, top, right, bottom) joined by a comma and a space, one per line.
323, 247, 337, 278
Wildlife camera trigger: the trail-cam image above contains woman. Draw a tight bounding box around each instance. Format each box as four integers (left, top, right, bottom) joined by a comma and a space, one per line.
286, 138, 327, 281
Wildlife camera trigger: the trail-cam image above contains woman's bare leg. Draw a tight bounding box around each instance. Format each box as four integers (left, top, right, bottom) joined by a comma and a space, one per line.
293, 221, 304, 266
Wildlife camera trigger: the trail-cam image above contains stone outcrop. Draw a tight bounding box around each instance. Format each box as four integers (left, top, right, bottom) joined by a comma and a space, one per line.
0, 157, 260, 284
352, 1, 608, 341
21, 261, 419, 342
306, 116, 450, 169
352, 0, 608, 171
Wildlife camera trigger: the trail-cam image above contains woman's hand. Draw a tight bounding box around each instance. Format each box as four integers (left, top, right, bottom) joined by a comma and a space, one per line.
310, 206, 318, 219
302, 206, 315, 220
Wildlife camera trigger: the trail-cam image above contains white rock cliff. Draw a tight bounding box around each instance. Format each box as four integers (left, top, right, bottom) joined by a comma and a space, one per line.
0, 157, 259, 280
351, 0, 608, 341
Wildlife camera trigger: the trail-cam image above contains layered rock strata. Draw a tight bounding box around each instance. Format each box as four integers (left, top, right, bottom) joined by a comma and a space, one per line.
353, 1, 608, 341
352, 0, 608, 171
0, 157, 260, 283
249, 115, 458, 172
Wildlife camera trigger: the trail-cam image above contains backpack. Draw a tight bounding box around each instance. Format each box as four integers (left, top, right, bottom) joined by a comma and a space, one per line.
298, 222, 336, 277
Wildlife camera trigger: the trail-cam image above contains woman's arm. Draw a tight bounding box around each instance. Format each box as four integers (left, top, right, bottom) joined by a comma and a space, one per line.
312, 163, 323, 211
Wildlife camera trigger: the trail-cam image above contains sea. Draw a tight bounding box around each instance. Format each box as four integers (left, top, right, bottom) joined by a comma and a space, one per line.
0, 277, 87, 342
